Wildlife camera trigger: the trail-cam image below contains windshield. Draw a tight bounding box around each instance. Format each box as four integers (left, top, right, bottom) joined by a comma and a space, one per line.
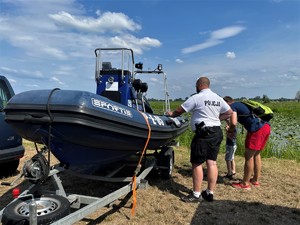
0, 79, 13, 111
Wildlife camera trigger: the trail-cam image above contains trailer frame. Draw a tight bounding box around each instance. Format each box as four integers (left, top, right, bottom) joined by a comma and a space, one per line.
0, 158, 156, 225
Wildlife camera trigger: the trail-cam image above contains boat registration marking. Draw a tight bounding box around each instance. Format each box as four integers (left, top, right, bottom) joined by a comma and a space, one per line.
91, 98, 133, 118
145, 114, 165, 126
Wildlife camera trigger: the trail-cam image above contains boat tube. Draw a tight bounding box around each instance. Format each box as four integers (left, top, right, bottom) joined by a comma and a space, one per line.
4, 48, 189, 174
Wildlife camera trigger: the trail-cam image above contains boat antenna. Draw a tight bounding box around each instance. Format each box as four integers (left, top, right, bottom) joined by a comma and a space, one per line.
163, 72, 170, 113
156, 64, 170, 113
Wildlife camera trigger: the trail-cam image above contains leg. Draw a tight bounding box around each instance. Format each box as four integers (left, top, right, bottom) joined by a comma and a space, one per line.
252, 151, 261, 182
243, 148, 256, 185
202, 127, 222, 201
192, 163, 203, 192
181, 135, 206, 202
231, 160, 236, 174
231, 144, 237, 174
244, 124, 270, 183
226, 160, 232, 175
199, 159, 217, 202
181, 163, 203, 202
251, 124, 270, 182
225, 144, 236, 176
206, 159, 218, 192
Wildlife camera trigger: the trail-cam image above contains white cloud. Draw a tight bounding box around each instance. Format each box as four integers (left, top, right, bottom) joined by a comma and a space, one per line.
26, 84, 40, 88
42, 47, 68, 60
182, 39, 223, 54
49, 11, 141, 33
211, 26, 246, 40
50, 77, 60, 82
20, 69, 44, 78
53, 65, 74, 76
182, 25, 246, 54
50, 76, 64, 85
0, 0, 161, 62
175, 59, 184, 63
0, 67, 18, 73
171, 85, 183, 91
226, 51, 236, 59
0, 67, 44, 78
0, 1, 298, 100
150, 78, 159, 82
278, 72, 299, 81
110, 35, 161, 54
8, 78, 16, 84
0, 0, 164, 95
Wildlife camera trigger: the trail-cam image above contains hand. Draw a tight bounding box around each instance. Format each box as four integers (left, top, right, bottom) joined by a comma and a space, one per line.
166, 111, 173, 116
227, 130, 235, 139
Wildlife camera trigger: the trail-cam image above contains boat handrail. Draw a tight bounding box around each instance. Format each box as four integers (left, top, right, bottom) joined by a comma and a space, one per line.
95, 48, 135, 84
134, 70, 170, 113
94, 48, 135, 63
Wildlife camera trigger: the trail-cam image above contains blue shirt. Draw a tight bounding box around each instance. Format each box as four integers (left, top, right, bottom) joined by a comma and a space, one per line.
230, 102, 264, 132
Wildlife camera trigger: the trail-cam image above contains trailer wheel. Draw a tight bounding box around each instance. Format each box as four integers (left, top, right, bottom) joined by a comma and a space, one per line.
1, 194, 70, 225
160, 147, 174, 179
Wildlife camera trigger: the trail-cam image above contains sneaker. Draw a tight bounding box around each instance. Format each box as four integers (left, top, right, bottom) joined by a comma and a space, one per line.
181, 193, 201, 203
250, 179, 260, 187
201, 190, 214, 202
223, 173, 234, 180
232, 182, 251, 190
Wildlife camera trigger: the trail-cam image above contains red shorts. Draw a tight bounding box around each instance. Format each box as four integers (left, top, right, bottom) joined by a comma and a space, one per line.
245, 123, 271, 151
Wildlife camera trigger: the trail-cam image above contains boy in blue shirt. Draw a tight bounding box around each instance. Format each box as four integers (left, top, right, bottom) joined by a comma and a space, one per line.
224, 96, 271, 190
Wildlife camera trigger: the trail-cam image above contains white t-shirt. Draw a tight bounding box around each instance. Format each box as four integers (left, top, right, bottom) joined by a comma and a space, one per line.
181, 89, 230, 131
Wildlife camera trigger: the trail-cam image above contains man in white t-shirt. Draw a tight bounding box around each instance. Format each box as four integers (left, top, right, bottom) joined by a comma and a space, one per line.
167, 77, 232, 202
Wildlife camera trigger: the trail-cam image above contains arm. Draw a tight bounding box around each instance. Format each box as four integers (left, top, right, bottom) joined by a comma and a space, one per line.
219, 108, 233, 121
166, 106, 186, 117
226, 111, 238, 139
228, 111, 238, 131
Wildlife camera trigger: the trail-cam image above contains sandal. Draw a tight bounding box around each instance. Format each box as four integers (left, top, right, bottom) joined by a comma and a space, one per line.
232, 182, 251, 190
250, 179, 260, 187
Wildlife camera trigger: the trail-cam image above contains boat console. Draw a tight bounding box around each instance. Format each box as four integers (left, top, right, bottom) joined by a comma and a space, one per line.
94, 48, 169, 114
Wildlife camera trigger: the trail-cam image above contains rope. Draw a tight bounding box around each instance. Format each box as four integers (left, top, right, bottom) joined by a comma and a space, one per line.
45, 88, 60, 171
131, 112, 151, 217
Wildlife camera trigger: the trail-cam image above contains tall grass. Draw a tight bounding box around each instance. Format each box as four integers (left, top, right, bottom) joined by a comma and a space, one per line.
151, 100, 300, 162
234, 127, 300, 161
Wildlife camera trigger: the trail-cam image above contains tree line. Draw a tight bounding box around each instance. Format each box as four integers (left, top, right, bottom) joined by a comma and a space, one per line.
148, 90, 300, 103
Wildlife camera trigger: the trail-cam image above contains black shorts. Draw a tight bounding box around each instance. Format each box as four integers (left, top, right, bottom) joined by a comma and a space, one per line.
190, 126, 223, 164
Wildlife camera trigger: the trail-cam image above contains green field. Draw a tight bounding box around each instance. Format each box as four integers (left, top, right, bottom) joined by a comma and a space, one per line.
150, 100, 300, 161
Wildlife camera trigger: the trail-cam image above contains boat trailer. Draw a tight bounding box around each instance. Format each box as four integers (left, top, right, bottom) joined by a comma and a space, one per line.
0, 146, 174, 225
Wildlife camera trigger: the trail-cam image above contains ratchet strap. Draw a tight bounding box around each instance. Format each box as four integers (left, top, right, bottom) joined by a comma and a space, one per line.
131, 112, 151, 217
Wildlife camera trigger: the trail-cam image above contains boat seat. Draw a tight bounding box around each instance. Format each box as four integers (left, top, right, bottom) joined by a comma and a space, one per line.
132, 79, 142, 91
141, 82, 148, 93
131, 79, 153, 113
133, 79, 148, 93
102, 62, 112, 70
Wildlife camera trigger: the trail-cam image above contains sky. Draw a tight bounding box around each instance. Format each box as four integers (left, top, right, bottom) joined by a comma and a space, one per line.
0, 0, 299, 100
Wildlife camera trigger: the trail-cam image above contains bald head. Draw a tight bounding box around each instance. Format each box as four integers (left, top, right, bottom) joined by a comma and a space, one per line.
196, 77, 210, 93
